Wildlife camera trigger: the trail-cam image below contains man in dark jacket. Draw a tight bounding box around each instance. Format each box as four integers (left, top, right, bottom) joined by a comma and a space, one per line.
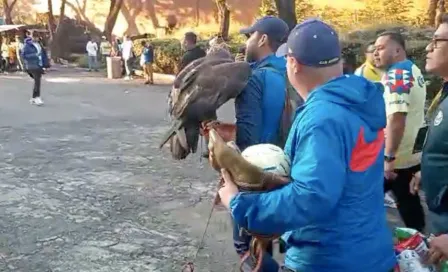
21, 31, 48, 106
178, 32, 206, 73
411, 14, 448, 265
229, 16, 290, 270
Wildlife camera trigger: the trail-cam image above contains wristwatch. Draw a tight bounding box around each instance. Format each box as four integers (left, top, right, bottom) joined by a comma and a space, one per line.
384, 155, 396, 162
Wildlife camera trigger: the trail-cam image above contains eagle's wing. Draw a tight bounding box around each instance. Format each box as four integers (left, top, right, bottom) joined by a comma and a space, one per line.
159, 60, 251, 155
170, 58, 235, 119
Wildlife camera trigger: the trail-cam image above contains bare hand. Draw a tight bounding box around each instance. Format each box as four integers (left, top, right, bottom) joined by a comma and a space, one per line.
428, 235, 448, 265
384, 161, 398, 180
203, 120, 221, 131
410, 171, 421, 195
218, 169, 239, 209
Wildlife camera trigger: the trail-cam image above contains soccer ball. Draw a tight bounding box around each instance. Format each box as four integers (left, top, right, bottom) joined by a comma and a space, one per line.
241, 144, 291, 177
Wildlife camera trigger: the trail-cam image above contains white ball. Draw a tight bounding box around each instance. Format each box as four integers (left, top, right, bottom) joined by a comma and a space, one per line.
241, 144, 291, 177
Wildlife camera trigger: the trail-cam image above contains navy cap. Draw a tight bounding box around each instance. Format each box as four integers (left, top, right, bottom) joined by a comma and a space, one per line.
276, 19, 341, 67
240, 16, 289, 42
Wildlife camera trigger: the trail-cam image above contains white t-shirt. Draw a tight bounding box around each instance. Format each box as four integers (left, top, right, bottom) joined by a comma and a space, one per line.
86, 41, 98, 57
121, 40, 133, 60
382, 59, 427, 169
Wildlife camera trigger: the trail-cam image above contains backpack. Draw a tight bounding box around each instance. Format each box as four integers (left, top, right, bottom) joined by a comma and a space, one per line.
260, 65, 304, 148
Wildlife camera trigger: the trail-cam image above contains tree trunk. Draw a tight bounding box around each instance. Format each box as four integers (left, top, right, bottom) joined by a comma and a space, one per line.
428, 0, 439, 26
103, 0, 124, 41
47, 0, 56, 37
2, 0, 18, 24
216, 0, 230, 40
274, 0, 297, 31
51, 0, 67, 62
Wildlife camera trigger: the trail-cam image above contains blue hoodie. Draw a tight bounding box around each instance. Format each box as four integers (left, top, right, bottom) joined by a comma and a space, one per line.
234, 54, 286, 151
21, 37, 48, 70
230, 75, 396, 272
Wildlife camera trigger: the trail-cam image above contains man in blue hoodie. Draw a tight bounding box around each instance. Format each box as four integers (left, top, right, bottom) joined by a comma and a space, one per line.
216, 19, 396, 272
219, 16, 290, 264
21, 31, 47, 106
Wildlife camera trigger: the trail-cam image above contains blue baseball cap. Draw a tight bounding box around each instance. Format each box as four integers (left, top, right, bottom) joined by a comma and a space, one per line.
240, 16, 289, 42
276, 19, 341, 67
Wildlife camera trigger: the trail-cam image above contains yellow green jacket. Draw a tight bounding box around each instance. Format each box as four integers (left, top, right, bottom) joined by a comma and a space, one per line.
354, 61, 383, 82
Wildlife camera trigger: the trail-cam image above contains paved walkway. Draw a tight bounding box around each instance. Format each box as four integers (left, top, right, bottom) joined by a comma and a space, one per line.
0, 71, 237, 272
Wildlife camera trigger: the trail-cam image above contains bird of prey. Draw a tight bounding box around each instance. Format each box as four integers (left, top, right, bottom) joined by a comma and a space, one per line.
159, 47, 252, 160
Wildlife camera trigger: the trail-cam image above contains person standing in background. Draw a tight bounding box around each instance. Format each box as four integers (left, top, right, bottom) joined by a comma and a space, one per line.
355, 41, 383, 82
355, 41, 395, 209
178, 32, 206, 73
86, 37, 99, 72
100, 36, 112, 62
121, 35, 134, 80
374, 31, 427, 232
22, 31, 47, 106
140, 41, 154, 85
1, 37, 10, 73
15, 35, 25, 73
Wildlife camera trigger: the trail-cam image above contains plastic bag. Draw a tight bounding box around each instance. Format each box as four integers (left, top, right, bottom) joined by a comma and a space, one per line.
394, 228, 437, 272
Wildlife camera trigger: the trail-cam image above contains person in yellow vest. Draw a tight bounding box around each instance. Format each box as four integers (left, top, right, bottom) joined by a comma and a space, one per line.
100, 36, 112, 62
355, 41, 383, 82
356, 41, 396, 209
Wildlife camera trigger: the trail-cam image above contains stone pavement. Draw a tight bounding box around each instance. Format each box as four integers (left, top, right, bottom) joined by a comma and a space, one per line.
0, 71, 407, 272
0, 72, 237, 272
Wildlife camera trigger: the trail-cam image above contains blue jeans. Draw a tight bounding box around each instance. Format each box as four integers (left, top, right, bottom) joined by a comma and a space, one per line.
233, 218, 279, 272
88, 55, 97, 70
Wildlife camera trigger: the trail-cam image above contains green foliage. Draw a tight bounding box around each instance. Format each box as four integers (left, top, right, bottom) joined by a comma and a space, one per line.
296, 0, 317, 21
131, 38, 183, 74
75, 55, 107, 69
258, 0, 278, 18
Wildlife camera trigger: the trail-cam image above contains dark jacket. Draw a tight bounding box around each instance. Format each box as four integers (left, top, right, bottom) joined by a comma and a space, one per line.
142, 46, 154, 63
234, 54, 287, 151
178, 45, 206, 72
422, 82, 448, 234
21, 38, 48, 70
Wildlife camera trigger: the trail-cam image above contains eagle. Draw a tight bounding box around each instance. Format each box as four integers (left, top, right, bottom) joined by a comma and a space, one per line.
158, 47, 252, 160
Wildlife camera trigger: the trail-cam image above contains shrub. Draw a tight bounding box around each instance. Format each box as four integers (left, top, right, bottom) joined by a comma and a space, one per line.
74, 54, 107, 69
133, 38, 183, 74
132, 37, 244, 74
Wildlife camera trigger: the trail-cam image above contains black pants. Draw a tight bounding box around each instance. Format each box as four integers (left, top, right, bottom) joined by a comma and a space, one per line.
27, 68, 43, 98
384, 164, 425, 232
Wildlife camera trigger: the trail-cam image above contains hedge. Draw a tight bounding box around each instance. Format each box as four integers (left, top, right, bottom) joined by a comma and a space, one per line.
75, 25, 442, 101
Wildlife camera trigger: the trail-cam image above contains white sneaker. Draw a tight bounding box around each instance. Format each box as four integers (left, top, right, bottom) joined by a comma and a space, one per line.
33, 97, 44, 106
384, 193, 397, 209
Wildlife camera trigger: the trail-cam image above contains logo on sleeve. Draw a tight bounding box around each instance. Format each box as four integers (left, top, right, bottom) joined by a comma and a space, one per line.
434, 110, 444, 126
350, 127, 385, 172
385, 69, 414, 94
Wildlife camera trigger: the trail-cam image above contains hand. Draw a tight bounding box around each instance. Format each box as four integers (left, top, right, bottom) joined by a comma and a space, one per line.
384, 160, 398, 180
410, 171, 421, 195
218, 169, 239, 209
428, 235, 448, 265
202, 120, 221, 131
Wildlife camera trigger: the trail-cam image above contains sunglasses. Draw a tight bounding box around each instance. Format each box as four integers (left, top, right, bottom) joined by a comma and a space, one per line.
429, 37, 448, 49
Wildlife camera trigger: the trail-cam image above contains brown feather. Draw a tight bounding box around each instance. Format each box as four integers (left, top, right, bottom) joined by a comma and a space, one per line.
161, 52, 252, 160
